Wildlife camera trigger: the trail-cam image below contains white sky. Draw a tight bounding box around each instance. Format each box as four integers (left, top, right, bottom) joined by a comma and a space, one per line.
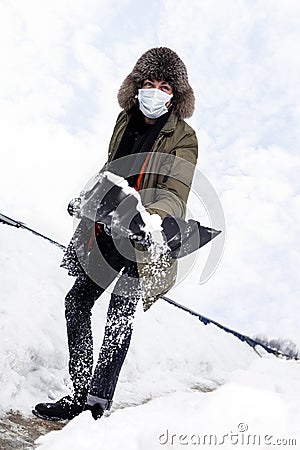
0, 0, 300, 341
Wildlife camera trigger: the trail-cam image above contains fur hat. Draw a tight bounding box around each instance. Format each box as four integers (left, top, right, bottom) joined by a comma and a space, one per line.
118, 47, 195, 119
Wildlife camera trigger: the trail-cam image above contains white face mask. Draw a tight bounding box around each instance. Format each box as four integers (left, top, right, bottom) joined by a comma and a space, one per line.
137, 88, 173, 119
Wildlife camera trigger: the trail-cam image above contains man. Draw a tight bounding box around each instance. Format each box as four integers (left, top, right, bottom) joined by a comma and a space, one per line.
33, 47, 198, 421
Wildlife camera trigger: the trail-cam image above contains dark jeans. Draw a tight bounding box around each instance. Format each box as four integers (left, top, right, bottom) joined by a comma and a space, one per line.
65, 233, 140, 407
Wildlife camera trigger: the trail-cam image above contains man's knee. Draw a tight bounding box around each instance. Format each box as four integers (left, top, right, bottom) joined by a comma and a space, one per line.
107, 293, 139, 324
65, 275, 103, 316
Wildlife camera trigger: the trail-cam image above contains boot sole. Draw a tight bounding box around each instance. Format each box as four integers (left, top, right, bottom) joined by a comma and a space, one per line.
32, 409, 68, 422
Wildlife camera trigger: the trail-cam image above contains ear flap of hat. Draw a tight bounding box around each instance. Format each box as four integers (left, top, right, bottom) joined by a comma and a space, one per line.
118, 74, 137, 113
173, 86, 195, 119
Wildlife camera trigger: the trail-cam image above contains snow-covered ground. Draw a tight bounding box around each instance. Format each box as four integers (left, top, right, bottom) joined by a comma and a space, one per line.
36, 358, 300, 450
1, 224, 300, 449
1, 0, 300, 449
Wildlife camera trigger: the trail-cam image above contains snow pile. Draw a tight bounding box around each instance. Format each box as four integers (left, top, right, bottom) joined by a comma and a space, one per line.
36, 357, 300, 450
1, 222, 299, 450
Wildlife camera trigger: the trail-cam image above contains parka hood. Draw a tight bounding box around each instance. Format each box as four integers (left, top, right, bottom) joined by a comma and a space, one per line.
118, 47, 195, 120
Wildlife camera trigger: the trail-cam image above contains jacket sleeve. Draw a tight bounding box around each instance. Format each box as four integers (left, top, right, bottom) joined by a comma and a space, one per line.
146, 130, 198, 219
107, 111, 127, 162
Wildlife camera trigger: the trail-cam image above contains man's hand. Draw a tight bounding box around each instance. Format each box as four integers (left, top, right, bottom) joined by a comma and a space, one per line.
78, 172, 147, 241
110, 194, 146, 241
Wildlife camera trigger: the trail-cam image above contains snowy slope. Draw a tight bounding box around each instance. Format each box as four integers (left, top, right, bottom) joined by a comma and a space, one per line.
36, 358, 300, 450
1, 216, 300, 450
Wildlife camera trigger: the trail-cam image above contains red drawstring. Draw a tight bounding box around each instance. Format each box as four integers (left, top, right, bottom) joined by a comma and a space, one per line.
134, 153, 150, 191
87, 222, 103, 251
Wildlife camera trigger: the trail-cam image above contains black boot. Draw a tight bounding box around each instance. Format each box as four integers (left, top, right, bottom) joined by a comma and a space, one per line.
32, 395, 85, 421
84, 402, 105, 420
